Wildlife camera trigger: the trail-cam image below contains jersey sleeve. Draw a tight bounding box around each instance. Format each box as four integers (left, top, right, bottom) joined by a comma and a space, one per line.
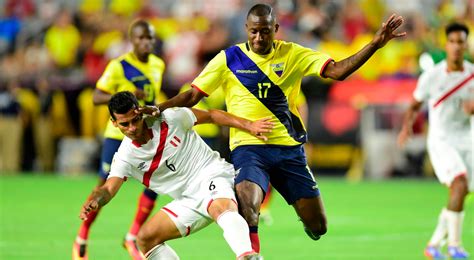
108, 153, 133, 180
191, 51, 227, 96
164, 107, 197, 131
413, 70, 431, 102
294, 43, 333, 78
96, 60, 125, 93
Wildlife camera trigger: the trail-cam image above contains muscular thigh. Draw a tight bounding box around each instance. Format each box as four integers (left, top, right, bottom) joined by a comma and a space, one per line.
140, 210, 182, 243
270, 145, 320, 205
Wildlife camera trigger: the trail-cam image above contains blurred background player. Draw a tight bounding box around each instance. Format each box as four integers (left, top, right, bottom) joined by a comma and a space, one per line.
157, 3, 405, 253
398, 22, 473, 259
73, 19, 166, 260
80, 91, 272, 259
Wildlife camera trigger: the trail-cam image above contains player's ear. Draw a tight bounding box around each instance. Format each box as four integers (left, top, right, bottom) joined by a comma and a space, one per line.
111, 117, 118, 127
275, 23, 279, 33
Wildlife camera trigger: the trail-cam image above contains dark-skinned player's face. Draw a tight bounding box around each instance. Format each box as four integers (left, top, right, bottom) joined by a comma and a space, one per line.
445, 30, 468, 63
130, 24, 155, 57
246, 14, 279, 55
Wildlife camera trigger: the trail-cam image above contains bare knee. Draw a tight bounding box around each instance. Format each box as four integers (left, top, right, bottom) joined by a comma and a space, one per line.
306, 217, 327, 236
137, 227, 162, 254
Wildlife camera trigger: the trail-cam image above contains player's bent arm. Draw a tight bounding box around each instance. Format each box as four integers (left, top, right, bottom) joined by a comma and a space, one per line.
92, 88, 113, 105
192, 108, 274, 141
322, 14, 405, 80
79, 177, 124, 220
157, 88, 205, 112
397, 99, 423, 147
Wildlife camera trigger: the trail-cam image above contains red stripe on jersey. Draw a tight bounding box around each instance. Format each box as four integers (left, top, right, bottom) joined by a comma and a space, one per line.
173, 136, 181, 143
191, 84, 209, 97
142, 121, 168, 187
170, 140, 177, 147
162, 207, 178, 218
434, 74, 474, 108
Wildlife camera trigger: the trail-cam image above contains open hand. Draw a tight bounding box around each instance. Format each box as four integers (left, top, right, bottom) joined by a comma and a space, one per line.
79, 200, 99, 221
373, 14, 406, 48
249, 117, 274, 141
136, 106, 161, 117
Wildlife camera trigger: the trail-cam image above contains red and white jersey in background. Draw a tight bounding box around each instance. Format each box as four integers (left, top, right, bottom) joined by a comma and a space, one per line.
108, 107, 235, 199
414, 60, 474, 144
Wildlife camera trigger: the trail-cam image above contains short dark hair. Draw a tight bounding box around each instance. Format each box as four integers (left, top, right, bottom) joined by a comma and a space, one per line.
247, 3, 275, 21
128, 19, 150, 38
108, 91, 139, 121
445, 22, 469, 37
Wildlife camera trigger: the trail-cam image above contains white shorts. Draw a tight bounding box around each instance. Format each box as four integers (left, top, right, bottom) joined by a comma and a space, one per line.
161, 169, 236, 237
427, 139, 473, 191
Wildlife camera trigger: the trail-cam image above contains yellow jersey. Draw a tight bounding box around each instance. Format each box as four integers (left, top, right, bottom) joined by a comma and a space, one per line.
97, 52, 165, 140
191, 40, 332, 150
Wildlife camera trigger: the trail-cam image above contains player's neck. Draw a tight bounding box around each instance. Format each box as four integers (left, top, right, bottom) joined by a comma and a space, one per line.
134, 127, 151, 145
132, 51, 149, 63
446, 59, 464, 72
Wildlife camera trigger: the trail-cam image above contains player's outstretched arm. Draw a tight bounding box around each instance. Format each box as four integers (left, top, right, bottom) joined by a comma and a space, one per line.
192, 108, 274, 141
323, 14, 406, 80
156, 88, 206, 114
79, 177, 124, 220
397, 99, 423, 147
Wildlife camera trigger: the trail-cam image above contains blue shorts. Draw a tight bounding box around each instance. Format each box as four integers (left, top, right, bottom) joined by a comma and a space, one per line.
231, 145, 320, 205
99, 138, 122, 180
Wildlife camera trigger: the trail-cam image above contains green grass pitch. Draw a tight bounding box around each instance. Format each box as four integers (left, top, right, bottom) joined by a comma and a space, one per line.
0, 174, 472, 259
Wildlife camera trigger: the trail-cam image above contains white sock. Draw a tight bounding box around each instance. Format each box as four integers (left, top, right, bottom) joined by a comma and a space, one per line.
145, 243, 180, 260
428, 208, 448, 246
216, 210, 253, 257
446, 209, 464, 247
125, 233, 136, 241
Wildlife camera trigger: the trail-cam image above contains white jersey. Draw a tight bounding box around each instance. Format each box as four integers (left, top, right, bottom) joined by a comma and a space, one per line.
414, 60, 474, 145
108, 107, 235, 199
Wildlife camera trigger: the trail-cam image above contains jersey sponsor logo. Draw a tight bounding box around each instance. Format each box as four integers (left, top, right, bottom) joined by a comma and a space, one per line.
137, 161, 147, 171
236, 69, 258, 74
225, 46, 307, 143
270, 62, 284, 77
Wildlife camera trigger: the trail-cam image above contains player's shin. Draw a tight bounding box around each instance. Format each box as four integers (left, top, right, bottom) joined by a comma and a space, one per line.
144, 243, 179, 260
216, 210, 254, 256
446, 209, 464, 247
428, 208, 448, 246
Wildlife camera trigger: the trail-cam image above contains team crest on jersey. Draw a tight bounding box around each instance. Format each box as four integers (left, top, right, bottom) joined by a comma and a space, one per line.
271, 62, 284, 77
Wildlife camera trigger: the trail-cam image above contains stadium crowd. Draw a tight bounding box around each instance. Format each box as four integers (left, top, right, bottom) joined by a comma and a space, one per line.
0, 0, 473, 173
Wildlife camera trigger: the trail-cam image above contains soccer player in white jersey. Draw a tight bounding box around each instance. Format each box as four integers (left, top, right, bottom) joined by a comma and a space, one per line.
398, 22, 473, 259
79, 91, 272, 259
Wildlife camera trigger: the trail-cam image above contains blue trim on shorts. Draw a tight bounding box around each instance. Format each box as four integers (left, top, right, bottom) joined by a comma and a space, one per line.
99, 138, 122, 180
231, 145, 320, 205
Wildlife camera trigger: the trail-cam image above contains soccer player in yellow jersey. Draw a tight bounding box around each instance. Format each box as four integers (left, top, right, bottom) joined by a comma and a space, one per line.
73, 20, 165, 260
158, 3, 405, 253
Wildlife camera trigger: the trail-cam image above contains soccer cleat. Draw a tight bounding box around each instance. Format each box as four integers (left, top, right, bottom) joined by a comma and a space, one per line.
72, 239, 88, 260
424, 246, 446, 259
239, 251, 264, 260
123, 238, 146, 260
448, 246, 469, 259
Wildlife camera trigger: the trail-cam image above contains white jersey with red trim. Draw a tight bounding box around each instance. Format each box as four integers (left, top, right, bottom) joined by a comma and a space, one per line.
108, 107, 235, 199
414, 60, 474, 144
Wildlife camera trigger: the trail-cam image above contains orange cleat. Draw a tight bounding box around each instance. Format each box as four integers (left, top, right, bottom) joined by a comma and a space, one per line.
123, 238, 146, 260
